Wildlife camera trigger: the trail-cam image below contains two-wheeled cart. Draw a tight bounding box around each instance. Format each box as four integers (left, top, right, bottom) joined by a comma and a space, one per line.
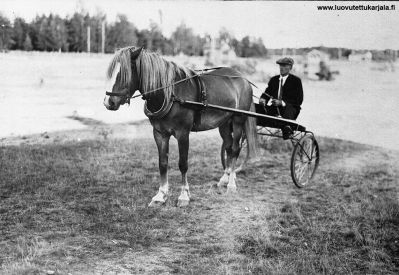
181, 100, 320, 188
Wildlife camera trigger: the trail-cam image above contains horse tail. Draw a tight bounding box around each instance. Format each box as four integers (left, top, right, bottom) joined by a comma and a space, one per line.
244, 102, 259, 160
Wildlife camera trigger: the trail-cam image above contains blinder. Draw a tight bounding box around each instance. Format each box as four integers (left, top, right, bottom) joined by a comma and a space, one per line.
106, 88, 132, 104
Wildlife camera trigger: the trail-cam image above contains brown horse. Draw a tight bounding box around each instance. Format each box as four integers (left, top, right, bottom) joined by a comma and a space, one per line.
103, 46, 258, 207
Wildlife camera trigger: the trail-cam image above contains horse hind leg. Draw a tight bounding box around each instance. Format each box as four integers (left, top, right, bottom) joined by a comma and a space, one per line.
226, 118, 245, 194
217, 123, 233, 189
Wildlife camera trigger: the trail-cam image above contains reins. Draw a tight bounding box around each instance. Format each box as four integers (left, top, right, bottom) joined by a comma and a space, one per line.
106, 67, 258, 102
132, 73, 200, 100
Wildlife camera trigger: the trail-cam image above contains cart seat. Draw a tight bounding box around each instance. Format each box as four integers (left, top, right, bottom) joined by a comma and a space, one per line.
254, 103, 306, 132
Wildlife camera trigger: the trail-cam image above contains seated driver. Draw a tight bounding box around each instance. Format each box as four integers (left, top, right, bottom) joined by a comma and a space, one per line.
259, 57, 303, 139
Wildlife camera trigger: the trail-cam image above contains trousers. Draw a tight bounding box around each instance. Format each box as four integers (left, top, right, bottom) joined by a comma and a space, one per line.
264, 104, 300, 120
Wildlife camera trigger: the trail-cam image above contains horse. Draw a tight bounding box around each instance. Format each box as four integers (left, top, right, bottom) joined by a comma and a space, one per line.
103, 46, 258, 207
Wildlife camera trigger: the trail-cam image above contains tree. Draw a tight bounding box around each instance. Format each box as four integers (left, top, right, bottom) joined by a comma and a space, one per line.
23, 34, 33, 51
218, 27, 235, 45
0, 13, 12, 51
106, 14, 137, 52
171, 22, 204, 55
251, 37, 267, 57
231, 38, 241, 56
240, 36, 251, 57
31, 14, 68, 51
237, 36, 267, 58
148, 21, 164, 52
50, 14, 68, 51
11, 17, 29, 50
36, 15, 56, 51
136, 21, 170, 54
136, 29, 151, 50
29, 15, 43, 50
66, 12, 85, 52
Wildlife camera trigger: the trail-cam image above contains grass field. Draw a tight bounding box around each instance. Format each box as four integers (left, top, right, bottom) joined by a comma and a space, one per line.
1, 120, 398, 274
0, 51, 398, 274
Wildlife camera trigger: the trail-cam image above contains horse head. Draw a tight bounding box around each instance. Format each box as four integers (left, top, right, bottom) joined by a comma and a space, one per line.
104, 46, 142, 110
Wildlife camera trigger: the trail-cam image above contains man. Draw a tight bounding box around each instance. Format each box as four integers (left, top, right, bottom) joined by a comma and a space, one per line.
259, 57, 303, 139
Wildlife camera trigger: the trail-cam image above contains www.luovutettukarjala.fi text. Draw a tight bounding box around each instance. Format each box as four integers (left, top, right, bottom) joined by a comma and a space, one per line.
317, 4, 395, 11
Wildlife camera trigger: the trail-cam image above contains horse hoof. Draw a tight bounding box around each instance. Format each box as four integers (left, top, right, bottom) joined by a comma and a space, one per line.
148, 200, 165, 207
226, 186, 237, 194
177, 199, 189, 207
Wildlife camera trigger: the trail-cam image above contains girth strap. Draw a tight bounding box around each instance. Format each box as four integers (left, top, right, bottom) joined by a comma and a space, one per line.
192, 75, 207, 129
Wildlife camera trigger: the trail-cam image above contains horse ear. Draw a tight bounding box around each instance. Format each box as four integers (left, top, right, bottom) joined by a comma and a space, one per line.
131, 47, 143, 60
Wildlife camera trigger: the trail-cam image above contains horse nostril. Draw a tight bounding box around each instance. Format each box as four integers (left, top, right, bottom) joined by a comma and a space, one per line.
108, 100, 115, 107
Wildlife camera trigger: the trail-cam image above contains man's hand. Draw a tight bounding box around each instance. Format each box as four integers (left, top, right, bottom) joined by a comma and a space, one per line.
259, 98, 266, 106
271, 99, 283, 106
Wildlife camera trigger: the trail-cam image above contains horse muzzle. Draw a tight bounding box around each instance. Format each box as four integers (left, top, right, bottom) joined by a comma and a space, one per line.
103, 95, 120, 111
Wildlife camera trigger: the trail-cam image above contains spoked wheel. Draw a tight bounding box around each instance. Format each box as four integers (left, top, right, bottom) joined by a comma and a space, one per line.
290, 133, 320, 188
221, 136, 248, 172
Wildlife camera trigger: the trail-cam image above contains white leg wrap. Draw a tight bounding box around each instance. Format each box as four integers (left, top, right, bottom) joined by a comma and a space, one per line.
218, 172, 229, 187
177, 189, 190, 207
151, 187, 168, 203
227, 172, 237, 192
178, 189, 190, 202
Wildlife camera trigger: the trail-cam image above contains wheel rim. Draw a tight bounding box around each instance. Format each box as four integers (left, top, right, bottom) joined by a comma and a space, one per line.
291, 134, 319, 188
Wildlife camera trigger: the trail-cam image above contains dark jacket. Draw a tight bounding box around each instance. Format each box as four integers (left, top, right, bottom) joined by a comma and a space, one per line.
260, 74, 303, 110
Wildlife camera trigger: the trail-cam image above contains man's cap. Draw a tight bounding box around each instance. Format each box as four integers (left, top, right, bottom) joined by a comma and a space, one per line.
276, 57, 294, 66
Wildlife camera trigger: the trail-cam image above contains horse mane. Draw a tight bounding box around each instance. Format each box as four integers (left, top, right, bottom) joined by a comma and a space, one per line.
106, 46, 194, 94
138, 49, 195, 98
106, 46, 133, 87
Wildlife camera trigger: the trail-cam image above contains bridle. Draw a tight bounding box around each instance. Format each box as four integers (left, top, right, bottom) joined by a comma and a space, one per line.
105, 52, 142, 105
106, 88, 132, 103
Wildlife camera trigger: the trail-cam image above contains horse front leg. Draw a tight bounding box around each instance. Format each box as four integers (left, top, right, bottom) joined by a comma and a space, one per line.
149, 129, 171, 207
176, 130, 190, 207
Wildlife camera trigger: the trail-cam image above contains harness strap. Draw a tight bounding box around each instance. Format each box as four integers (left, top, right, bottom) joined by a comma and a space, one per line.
198, 76, 207, 107
192, 75, 208, 129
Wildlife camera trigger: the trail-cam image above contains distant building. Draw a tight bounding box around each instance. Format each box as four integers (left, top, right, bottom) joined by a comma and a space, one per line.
348, 51, 372, 62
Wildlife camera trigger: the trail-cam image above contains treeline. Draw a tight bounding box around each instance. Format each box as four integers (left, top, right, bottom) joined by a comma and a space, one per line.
268, 46, 397, 61
0, 11, 267, 57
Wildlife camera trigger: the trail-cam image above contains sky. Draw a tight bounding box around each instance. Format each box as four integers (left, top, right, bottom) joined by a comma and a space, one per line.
2, 0, 399, 50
